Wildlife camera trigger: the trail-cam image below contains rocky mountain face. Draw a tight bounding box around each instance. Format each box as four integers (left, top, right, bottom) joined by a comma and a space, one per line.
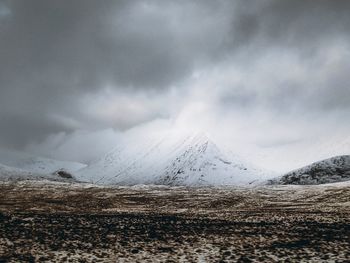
268, 155, 350, 185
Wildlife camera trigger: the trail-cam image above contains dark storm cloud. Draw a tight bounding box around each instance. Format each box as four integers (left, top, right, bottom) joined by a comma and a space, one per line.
218, 0, 350, 113
226, 0, 350, 50
0, 0, 350, 150
0, 0, 196, 147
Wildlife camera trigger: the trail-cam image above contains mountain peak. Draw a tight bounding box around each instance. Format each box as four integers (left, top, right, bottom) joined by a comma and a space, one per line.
76, 131, 270, 186
191, 131, 211, 140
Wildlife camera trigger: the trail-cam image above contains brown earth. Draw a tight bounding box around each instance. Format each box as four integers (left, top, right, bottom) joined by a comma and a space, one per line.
0, 181, 350, 262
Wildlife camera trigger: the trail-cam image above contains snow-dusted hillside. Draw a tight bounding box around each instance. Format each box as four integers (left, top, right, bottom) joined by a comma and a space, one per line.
0, 149, 86, 174
0, 163, 75, 182
268, 155, 350, 185
76, 132, 272, 186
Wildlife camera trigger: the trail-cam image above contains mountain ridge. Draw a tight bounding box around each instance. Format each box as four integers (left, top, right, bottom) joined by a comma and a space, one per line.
268, 155, 350, 185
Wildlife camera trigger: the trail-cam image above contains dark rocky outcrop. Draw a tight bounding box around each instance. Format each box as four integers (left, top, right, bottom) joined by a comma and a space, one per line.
53, 169, 74, 180
268, 155, 350, 185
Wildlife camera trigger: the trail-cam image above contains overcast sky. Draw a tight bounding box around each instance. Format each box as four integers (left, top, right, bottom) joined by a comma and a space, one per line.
1, 0, 350, 171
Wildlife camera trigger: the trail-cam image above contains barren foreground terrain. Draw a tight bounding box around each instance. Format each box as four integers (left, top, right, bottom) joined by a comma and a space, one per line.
0, 181, 350, 262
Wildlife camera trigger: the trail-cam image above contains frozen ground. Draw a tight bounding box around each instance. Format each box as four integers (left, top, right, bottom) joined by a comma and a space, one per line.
0, 181, 350, 262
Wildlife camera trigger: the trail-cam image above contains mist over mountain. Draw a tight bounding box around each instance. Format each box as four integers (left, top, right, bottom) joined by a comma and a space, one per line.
76, 131, 271, 186
1, 2, 350, 262
0, 0, 350, 174
0, 148, 86, 174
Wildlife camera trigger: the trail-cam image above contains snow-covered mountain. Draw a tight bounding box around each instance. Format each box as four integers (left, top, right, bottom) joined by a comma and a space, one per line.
268, 155, 350, 185
0, 163, 76, 182
0, 149, 86, 174
76, 132, 272, 186
244, 133, 350, 174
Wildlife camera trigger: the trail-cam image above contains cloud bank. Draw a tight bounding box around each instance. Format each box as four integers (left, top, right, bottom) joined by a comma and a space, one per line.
1, 0, 350, 171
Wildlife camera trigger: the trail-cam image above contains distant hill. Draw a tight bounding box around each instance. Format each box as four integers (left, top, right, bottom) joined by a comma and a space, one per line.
268, 155, 350, 185
0, 163, 76, 182
0, 149, 86, 174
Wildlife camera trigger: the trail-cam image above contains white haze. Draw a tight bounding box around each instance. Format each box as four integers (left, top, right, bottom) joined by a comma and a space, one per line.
23, 43, 350, 173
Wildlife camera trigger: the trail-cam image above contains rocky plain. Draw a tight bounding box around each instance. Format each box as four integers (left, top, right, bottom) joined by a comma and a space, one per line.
0, 181, 350, 262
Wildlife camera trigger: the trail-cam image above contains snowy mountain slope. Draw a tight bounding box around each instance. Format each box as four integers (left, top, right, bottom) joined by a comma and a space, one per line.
0, 149, 86, 174
0, 163, 75, 182
268, 155, 350, 185
76, 132, 272, 186
243, 133, 350, 174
